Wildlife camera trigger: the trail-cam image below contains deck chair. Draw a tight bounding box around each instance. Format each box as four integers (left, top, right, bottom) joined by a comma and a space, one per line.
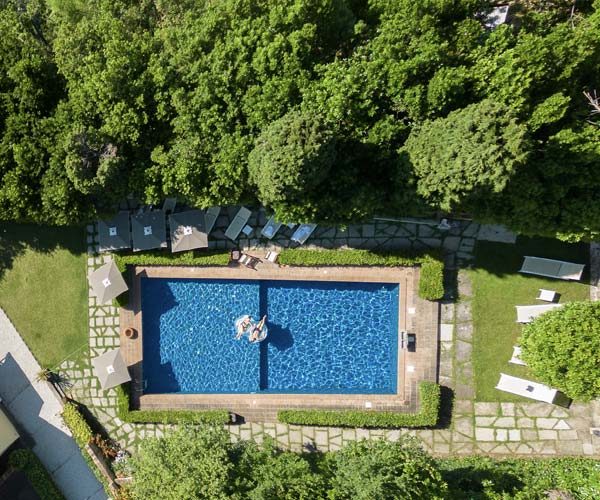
265, 250, 279, 263
496, 373, 560, 404
239, 253, 261, 270
516, 304, 562, 323
162, 198, 177, 214
229, 249, 241, 264
260, 215, 283, 240
291, 223, 317, 244
205, 207, 221, 234
509, 346, 527, 366
225, 207, 252, 241
519, 256, 585, 281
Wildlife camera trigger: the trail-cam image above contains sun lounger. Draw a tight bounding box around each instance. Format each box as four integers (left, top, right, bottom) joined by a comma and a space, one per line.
225, 207, 252, 241
260, 215, 283, 240
516, 304, 563, 323
496, 373, 560, 404
290, 223, 317, 244
204, 207, 221, 234
509, 346, 527, 366
519, 256, 585, 281
239, 253, 261, 270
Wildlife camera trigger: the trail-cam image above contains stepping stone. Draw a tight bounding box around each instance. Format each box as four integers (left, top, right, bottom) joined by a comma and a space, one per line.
439, 324, 453, 341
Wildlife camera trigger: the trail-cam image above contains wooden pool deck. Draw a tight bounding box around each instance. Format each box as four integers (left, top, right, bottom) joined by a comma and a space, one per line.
120, 255, 438, 421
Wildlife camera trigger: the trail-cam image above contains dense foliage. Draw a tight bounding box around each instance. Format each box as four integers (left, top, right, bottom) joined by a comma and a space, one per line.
278, 249, 445, 299
520, 300, 600, 401
128, 425, 600, 500
278, 381, 440, 428
115, 383, 231, 424
9, 449, 65, 500
1, 0, 600, 240
62, 402, 93, 446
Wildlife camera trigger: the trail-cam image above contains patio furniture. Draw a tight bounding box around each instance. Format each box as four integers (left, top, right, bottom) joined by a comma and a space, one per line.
88, 259, 128, 305
519, 256, 585, 281
204, 206, 221, 234
496, 373, 563, 405
509, 346, 527, 366
131, 210, 167, 252
97, 211, 131, 252
162, 197, 177, 214
265, 250, 279, 263
239, 253, 261, 270
261, 215, 283, 239
291, 223, 317, 244
229, 250, 241, 264
516, 304, 563, 323
225, 207, 252, 241
241, 224, 253, 237
286, 223, 297, 229
537, 289, 558, 302
169, 210, 208, 252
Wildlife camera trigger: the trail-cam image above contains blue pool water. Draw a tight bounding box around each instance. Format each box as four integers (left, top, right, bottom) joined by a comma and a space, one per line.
141, 278, 399, 394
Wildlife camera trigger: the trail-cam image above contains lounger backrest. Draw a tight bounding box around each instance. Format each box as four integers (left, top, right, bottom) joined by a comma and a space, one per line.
260, 215, 283, 239
291, 223, 317, 244
225, 207, 252, 240
205, 206, 221, 234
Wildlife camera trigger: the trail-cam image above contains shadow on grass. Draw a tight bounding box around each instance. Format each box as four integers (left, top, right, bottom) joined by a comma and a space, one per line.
0, 223, 86, 281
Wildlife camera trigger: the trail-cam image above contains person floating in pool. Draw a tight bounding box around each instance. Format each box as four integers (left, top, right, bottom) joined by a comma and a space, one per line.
249, 315, 267, 343
235, 315, 253, 340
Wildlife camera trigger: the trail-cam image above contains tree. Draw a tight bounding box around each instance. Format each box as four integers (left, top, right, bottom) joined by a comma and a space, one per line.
130, 426, 232, 500
329, 438, 447, 499
403, 99, 529, 212
520, 301, 600, 401
248, 109, 336, 221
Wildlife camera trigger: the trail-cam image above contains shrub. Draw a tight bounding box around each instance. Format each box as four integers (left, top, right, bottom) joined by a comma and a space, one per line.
114, 250, 230, 273
9, 449, 65, 500
116, 384, 230, 425
62, 402, 93, 446
278, 249, 445, 300
520, 300, 600, 401
278, 382, 440, 428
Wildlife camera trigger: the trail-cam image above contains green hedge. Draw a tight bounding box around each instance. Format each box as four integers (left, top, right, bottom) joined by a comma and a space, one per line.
115, 384, 231, 425
278, 381, 440, 428
9, 449, 65, 500
62, 402, 93, 446
115, 250, 230, 273
278, 249, 445, 300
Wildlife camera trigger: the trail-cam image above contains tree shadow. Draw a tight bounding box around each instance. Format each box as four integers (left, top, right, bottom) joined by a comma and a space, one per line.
442, 464, 525, 499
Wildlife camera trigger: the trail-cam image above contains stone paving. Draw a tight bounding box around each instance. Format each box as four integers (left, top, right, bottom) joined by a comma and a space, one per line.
58, 213, 600, 459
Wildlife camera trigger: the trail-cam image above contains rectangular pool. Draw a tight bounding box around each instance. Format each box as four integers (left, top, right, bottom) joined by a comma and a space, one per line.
141, 278, 399, 394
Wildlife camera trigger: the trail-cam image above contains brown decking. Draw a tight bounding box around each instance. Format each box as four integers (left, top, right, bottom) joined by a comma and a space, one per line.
119, 254, 438, 421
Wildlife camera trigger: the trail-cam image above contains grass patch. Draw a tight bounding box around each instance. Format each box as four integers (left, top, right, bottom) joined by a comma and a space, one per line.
470, 236, 589, 402
9, 448, 65, 500
0, 224, 88, 367
278, 382, 440, 428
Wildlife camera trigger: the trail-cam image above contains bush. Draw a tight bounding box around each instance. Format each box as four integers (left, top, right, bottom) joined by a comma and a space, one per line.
520, 301, 600, 401
9, 449, 65, 500
278, 249, 445, 300
278, 382, 440, 428
62, 402, 93, 446
114, 250, 230, 273
116, 384, 230, 425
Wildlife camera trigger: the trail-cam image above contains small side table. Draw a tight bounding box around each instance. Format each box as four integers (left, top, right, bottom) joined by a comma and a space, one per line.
241, 224, 253, 237
537, 289, 558, 302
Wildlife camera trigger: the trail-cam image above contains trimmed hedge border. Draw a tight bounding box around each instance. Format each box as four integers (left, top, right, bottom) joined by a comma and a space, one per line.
115, 384, 231, 425
278, 381, 440, 428
62, 402, 93, 447
114, 250, 230, 273
278, 249, 444, 300
9, 449, 65, 500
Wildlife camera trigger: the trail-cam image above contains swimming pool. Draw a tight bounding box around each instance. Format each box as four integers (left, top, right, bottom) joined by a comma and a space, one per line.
141, 278, 399, 394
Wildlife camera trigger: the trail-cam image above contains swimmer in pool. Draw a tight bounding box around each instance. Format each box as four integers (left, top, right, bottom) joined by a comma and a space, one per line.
236, 315, 253, 340
249, 315, 267, 343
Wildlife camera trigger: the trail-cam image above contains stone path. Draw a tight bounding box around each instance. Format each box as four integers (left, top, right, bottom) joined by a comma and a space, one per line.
0, 308, 106, 500
58, 212, 600, 458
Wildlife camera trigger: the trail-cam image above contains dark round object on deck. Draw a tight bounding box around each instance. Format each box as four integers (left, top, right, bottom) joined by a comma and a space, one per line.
124, 327, 137, 339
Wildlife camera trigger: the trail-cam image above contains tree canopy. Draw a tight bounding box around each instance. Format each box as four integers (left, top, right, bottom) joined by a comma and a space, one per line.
1, 0, 600, 240
520, 301, 600, 401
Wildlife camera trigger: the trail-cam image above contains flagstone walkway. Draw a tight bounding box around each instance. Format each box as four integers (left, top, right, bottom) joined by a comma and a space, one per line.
59, 213, 600, 458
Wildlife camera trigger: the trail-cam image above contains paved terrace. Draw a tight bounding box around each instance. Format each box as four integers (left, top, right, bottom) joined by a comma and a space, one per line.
57, 210, 600, 457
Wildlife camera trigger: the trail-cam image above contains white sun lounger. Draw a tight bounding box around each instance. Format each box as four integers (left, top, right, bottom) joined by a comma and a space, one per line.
291, 223, 317, 244
496, 373, 558, 404
509, 346, 527, 366
260, 215, 283, 240
204, 207, 221, 234
519, 256, 585, 281
225, 207, 252, 241
516, 304, 563, 323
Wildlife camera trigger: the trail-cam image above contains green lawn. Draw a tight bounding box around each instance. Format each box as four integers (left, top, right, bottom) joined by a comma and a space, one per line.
0, 224, 88, 368
469, 236, 589, 402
